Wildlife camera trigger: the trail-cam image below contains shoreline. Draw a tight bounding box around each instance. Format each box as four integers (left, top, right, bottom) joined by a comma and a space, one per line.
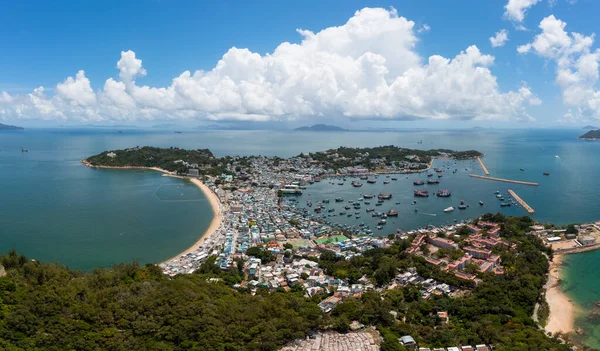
81, 159, 224, 265
545, 254, 577, 335
161, 178, 223, 264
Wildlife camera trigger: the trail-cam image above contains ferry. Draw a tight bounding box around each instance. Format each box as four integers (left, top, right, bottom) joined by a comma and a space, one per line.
387, 210, 398, 217
378, 193, 392, 199
443, 206, 455, 212
413, 180, 425, 185
436, 190, 451, 197
414, 190, 430, 197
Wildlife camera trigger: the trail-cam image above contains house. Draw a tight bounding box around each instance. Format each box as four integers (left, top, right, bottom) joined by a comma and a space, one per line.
437, 311, 449, 324
581, 236, 597, 246
318, 295, 342, 313
400, 335, 417, 349
464, 246, 491, 259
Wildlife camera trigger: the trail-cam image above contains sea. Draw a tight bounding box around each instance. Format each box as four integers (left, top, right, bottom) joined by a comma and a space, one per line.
0, 127, 599, 346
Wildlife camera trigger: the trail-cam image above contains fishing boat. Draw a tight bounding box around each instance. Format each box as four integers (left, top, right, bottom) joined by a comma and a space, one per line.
378, 193, 392, 200
378, 219, 387, 225
323, 199, 330, 203
359, 175, 368, 180
500, 203, 511, 207
443, 206, 455, 212
335, 198, 344, 202
543, 172, 550, 176
479, 201, 484, 206
458, 205, 467, 210
427, 180, 440, 184
307, 201, 312, 207
383, 180, 390, 184
413, 180, 425, 185
363, 194, 374, 199
387, 210, 398, 217
427, 173, 433, 177
414, 190, 430, 197
367, 179, 377, 184
352, 181, 363, 187
366, 208, 375, 212
436, 190, 451, 197
391, 177, 398, 181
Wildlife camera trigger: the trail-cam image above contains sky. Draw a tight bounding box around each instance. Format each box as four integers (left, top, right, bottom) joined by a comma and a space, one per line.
0, 0, 599, 129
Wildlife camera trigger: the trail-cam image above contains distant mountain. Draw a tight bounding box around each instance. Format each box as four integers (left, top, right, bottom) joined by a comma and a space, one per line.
294, 124, 346, 131
0, 123, 24, 131
579, 129, 600, 140
583, 125, 599, 130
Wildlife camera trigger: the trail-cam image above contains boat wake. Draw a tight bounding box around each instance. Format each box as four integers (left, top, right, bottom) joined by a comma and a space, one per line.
422, 213, 437, 217
555, 155, 561, 160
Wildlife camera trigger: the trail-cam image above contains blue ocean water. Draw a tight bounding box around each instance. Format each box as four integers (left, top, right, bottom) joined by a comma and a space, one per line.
0, 127, 599, 271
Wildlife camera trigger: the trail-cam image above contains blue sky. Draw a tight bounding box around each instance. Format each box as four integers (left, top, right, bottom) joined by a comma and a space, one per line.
0, 0, 598, 128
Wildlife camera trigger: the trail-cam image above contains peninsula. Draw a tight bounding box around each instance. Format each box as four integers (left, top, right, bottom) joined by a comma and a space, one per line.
76, 146, 582, 350
579, 129, 600, 140
0, 122, 24, 131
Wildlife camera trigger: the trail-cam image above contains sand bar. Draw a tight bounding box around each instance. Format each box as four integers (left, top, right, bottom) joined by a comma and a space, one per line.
545, 254, 576, 334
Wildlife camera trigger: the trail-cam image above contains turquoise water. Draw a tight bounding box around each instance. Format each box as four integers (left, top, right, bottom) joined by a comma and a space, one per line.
562, 252, 600, 348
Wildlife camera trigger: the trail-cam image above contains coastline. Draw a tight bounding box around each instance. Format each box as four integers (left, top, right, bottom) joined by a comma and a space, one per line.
81, 159, 224, 265
545, 254, 577, 335
161, 178, 223, 264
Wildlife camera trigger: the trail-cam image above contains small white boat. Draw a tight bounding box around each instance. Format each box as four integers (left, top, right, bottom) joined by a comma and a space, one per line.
443, 206, 455, 212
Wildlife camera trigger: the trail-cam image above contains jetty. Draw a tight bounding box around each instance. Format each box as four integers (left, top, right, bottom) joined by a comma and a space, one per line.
507, 189, 535, 214
477, 157, 490, 175
468, 174, 539, 186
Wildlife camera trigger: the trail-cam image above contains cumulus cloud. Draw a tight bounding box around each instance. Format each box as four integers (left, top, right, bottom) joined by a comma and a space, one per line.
490, 29, 509, 47
504, 0, 542, 23
519, 15, 600, 121
0, 7, 539, 123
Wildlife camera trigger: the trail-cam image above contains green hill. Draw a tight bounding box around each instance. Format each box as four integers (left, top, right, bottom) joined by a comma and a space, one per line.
579, 129, 600, 140
0, 123, 23, 131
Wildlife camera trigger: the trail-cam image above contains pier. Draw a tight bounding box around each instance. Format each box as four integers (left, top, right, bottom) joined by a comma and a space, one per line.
468, 174, 539, 186
477, 157, 490, 175
507, 189, 535, 214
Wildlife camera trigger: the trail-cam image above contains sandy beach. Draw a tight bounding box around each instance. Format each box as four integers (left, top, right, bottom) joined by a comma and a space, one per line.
82, 160, 224, 264
545, 254, 577, 334
161, 178, 223, 263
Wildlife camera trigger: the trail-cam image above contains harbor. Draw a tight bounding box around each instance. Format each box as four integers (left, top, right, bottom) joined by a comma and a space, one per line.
477, 157, 490, 175
468, 174, 539, 186
507, 189, 535, 214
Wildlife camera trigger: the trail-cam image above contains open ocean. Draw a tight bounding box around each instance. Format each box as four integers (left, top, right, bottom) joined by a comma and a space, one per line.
1, 127, 599, 346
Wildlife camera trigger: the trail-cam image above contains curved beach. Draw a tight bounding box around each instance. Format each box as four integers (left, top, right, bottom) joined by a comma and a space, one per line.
161, 178, 223, 263
545, 255, 576, 334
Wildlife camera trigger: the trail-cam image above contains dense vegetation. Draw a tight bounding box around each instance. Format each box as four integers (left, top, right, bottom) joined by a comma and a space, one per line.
0, 251, 321, 351
308, 146, 482, 171
580, 129, 600, 139
0, 214, 574, 350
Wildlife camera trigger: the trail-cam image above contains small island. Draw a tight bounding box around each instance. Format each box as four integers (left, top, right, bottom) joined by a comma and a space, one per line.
579, 129, 600, 140
582, 125, 599, 130
294, 124, 346, 131
0, 122, 24, 131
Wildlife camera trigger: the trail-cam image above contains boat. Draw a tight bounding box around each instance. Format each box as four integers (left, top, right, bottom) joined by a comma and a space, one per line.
323, 199, 330, 203
500, 203, 511, 207
174, 131, 182, 134
367, 179, 377, 184
427, 180, 440, 184
363, 194, 374, 199
494, 191, 500, 194
21, 148, 28, 153
364, 201, 370, 205
377, 193, 392, 200
383, 180, 390, 184
351, 181, 363, 187
378, 219, 387, 225
347, 214, 352, 217
328, 208, 335, 212
314, 207, 322, 213
427, 173, 433, 177
437, 174, 443, 178
391, 177, 398, 181
307, 201, 312, 207
366, 208, 375, 212
543, 172, 550, 176
375, 203, 382, 206
458, 205, 467, 210
387, 210, 398, 216
359, 175, 368, 180
479, 201, 484, 206
335, 198, 344, 202
436, 190, 451, 197
395, 202, 401, 205
443, 207, 455, 212
344, 205, 351, 210
372, 212, 381, 217
414, 190, 430, 197
520, 168, 524, 171
413, 180, 425, 185
337, 182, 344, 185
434, 168, 443, 173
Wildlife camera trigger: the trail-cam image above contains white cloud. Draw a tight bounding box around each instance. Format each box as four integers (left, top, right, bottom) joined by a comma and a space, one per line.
504, 0, 541, 24
490, 29, 509, 47
520, 15, 600, 120
418, 24, 431, 33
0, 7, 539, 123
0, 91, 12, 104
